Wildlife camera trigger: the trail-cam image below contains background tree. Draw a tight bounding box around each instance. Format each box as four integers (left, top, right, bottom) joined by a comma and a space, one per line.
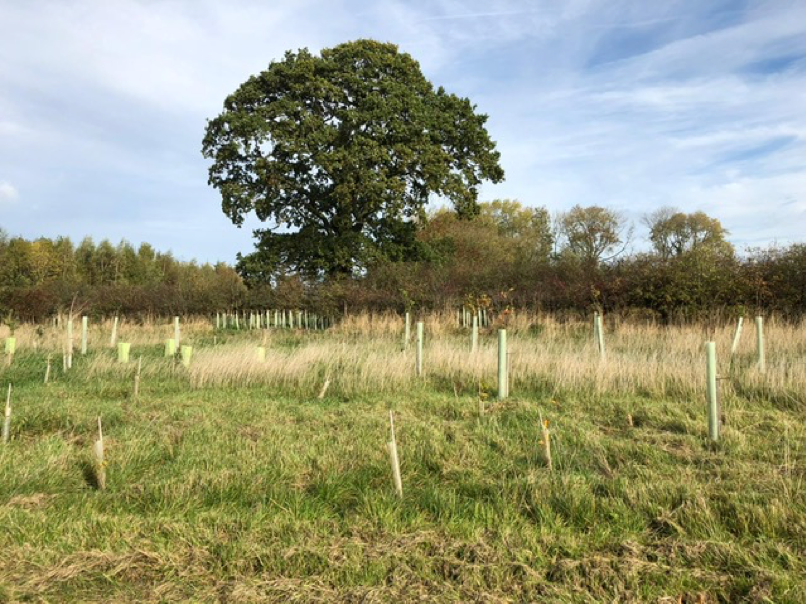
477, 199, 553, 264
558, 205, 631, 265
203, 39, 504, 279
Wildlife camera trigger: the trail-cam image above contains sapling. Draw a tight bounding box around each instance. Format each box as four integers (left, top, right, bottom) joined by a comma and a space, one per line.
3, 313, 18, 365
110, 316, 119, 348
594, 312, 605, 359
415, 321, 424, 377
66, 319, 73, 369
81, 316, 88, 355
4, 337, 14, 366
706, 342, 719, 442
730, 316, 744, 356
498, 329, 508, 400
181, 345, 193, 367
756, 316, 765, 373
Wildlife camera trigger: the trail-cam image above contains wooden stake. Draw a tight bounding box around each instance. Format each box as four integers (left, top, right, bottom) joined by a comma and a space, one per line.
539, 411, 553, 472
387, 411, 403, 498
318, 378, 331, 399
44, 354, 51, 384
133, 356, 142, 402
2, 384, 11, 444
94, 416, 106, 490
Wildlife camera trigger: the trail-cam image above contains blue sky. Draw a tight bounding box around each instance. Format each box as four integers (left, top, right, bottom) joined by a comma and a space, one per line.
1, 0, 805, 262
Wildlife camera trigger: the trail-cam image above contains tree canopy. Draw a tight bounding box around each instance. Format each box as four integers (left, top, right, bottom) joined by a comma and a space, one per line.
202, 39, 504, 279
644, 207, 732, 259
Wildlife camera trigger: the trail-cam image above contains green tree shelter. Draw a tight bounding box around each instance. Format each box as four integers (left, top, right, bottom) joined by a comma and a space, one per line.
202, 39, 505, 279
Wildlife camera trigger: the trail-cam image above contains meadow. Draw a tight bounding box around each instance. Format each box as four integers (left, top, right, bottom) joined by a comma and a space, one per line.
0, 313, 804, 602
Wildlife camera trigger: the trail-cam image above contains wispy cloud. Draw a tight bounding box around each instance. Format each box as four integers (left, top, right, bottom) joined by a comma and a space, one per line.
0, 0, 804, 260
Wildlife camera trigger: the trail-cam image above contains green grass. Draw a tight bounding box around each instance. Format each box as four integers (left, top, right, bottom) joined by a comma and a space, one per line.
0, 340, 804, 603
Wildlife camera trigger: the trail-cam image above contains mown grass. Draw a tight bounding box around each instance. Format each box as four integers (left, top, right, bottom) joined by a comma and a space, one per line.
0, 321, 804, 602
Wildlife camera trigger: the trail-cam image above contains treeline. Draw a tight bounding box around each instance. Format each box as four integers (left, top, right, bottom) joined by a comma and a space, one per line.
0, 232, 246, 319
296, 201, 806, 321
2, 201, 806, 322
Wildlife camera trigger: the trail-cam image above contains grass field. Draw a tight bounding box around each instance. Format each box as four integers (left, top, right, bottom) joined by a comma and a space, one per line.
1, 315, 805, 602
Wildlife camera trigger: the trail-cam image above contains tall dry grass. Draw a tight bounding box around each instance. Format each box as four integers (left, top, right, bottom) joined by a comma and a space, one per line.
0, 317, 215, 351
184, 315, 806, 406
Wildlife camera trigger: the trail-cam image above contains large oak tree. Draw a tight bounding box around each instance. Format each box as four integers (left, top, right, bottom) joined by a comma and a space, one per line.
202, 39, 504, 279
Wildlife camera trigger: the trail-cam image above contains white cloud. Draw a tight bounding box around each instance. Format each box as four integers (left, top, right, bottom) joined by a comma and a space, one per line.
0, 181, 18, 204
